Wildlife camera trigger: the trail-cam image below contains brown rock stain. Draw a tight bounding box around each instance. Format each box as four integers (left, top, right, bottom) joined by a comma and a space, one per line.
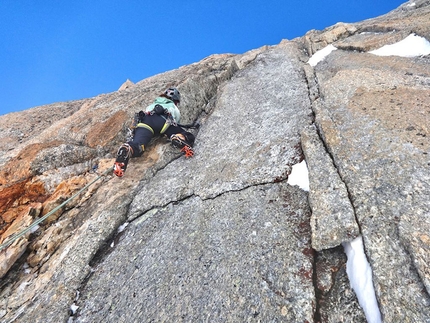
0, 180, 47, 234
41, 176, 89, 223
0, 203, 42, 242
0, 203, 41, 277
299, 267, 313, 281
86, 110, 128, 147
0, 141, 63, 186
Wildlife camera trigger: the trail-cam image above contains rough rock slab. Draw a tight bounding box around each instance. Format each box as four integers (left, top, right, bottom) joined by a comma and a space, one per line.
313, 48, 430, 321
76, 183, 315, 322
301, 125, 359, 251
1, 2, 430, 323
0, 172, 137, 323
75, 43, 315, 321
128, 43, 313, 219
0, 53, 257, 323
315, 247, 367, 323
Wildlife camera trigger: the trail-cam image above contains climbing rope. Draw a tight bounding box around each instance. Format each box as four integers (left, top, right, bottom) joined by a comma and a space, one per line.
0, 166, 114, 252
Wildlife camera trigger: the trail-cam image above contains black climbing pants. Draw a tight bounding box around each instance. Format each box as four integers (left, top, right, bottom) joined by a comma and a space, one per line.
127, 114, 195, 157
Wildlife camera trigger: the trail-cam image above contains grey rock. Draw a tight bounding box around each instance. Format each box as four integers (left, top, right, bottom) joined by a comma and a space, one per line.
30, 144, 98, 175
77, 184, 314, 323
313, 43, 430, 322
315, 247, 367, 323
128, 43, 313, 220
301, 125, 359, 251
1, 2, 430, 323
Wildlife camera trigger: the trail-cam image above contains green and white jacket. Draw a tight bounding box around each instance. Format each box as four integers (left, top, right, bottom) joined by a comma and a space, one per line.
145, 97, 181, 123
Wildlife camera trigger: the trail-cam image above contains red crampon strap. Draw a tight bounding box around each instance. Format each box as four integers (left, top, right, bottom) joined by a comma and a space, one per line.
180, 146, 194, 158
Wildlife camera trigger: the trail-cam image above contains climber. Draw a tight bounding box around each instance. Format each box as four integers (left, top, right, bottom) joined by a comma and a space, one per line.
113, 87, 196, 177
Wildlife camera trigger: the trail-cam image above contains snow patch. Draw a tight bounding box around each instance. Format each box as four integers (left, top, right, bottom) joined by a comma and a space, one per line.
343, 236, 382, 323
369, 33, 430, 57
287, 160, 309, 191
308, 44, 337, 67
117, 222, 129, 233
70, 303, 79, 315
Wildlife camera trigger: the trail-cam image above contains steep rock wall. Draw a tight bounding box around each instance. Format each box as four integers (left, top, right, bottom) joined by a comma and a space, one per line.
0, 1, 429, 322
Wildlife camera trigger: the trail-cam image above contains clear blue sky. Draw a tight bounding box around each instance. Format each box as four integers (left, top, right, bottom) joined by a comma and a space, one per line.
0, 0, 405, 116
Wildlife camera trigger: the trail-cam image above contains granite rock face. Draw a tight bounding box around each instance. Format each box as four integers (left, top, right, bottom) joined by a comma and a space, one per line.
78, 184, 315, 323
301, 125, 359, 251
1, 2, 429, 322
309, 48, 430, 322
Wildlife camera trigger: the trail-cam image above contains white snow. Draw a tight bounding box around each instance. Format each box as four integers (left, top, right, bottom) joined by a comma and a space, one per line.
117, 222, 129, 233
308, 44, 338, 66
308, 34, 429, 67
287, 160, 309, 191
369, 33, 430, 57
343, 236, 382, 323
18, 281, 31, 292
70, 303, 79, 315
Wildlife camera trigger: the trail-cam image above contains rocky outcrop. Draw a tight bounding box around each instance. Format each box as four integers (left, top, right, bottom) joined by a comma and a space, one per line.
1, 1, 429, 322
118, 79, 134, 91
301, 125, 359, 251
309, 47, 430, 322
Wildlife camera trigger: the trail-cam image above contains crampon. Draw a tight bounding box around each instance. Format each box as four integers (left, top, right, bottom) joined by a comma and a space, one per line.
171, 134, 195, 158
113, 162, 126, 177
180, 145, 194, 158
113, 144, 132, 177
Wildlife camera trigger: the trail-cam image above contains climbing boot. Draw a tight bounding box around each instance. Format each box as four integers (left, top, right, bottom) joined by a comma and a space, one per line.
113, 144, 132, 177
170, 134, 194, 158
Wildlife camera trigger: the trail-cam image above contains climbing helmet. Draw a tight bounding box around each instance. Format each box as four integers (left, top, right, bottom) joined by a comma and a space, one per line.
164, 87, 181, 102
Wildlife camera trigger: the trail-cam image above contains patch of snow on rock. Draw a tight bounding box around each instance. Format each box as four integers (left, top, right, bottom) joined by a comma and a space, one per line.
308, 44, 337, 67
343, 236, 382, 323
287, 160, 309, 191
369, 33, 430, 57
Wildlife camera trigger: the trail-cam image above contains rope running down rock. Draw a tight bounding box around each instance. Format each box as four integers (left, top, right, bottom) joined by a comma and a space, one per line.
0, 166, 114, 252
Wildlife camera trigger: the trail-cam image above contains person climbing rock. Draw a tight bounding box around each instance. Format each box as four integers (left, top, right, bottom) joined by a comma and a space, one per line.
113, 87, 196, 177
